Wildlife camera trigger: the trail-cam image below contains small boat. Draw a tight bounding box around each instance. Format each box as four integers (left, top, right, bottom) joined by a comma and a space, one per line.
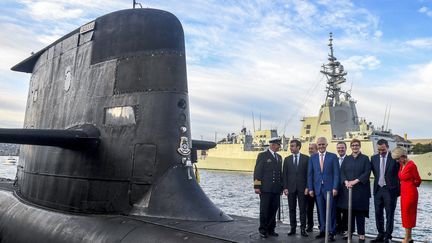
3, 157, 17, 165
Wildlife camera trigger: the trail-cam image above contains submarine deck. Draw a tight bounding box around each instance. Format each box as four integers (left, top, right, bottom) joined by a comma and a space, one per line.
1, 178, 370, 242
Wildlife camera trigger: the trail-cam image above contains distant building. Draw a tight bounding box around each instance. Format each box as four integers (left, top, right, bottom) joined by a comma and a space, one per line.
393, 134, 413, 154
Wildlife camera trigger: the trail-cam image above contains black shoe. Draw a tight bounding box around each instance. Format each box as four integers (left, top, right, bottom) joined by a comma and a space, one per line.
268, 231, 279, 237
259, 232, 267, 238
301, 229, 308, 237
329, 234, 336, 242
287, 229, 296, 236
315, 232, 325, 239
306, 227, 313, 232
371, 236, 385, 242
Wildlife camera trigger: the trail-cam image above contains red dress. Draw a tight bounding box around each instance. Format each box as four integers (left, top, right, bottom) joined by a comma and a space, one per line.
398, 160, 422, 228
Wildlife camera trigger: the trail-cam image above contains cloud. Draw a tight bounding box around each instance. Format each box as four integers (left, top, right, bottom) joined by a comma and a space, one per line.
406, 38, 432, 49
0, 0, 430, 140
343, 55, 381, 71
25, 1, 84, 20
419, 6, 432, 17
0, 89, 27, 128
353, 61, 432, 138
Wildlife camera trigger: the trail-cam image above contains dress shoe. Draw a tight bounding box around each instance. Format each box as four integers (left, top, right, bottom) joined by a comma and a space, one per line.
287, 229, 296, 235
329, 234, 336, 242
301, 229, 308, 237
306, 227, 313, 232
268, 231, 279, 237
315, 231, 325, 239
259, 232, 267, 238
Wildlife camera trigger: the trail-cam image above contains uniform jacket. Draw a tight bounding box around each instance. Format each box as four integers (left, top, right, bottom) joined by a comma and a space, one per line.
339, 153, 371, 211
283, 153, 309, 193
307, 151, 340, 196
371, 152, 400, 197
254, 150, 283, 193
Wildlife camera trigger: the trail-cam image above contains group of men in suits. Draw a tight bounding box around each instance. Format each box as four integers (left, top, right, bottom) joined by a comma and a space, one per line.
253, 137, 399, 243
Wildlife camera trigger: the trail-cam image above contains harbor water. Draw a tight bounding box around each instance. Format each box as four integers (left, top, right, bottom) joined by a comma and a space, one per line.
1, 157, 431, 241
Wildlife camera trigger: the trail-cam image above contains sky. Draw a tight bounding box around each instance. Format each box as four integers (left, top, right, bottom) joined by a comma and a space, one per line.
0, 0, 431, 141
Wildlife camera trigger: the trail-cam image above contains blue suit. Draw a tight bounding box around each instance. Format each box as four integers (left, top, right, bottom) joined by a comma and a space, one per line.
307, 151, 340, 234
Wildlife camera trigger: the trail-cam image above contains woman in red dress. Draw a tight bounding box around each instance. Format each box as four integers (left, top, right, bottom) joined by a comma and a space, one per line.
392, 147, 421, 243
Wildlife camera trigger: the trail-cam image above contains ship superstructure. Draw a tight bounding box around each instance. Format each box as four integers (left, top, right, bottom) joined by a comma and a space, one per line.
299, 33, 397, 153
197, 33, 429, 179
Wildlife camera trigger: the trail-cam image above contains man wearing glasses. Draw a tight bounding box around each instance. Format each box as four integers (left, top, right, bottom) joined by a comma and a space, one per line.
307, 137, 339, 241
370, 139, 400, 243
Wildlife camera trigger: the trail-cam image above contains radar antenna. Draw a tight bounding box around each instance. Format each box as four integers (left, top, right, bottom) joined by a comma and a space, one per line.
320, 32, 348, 106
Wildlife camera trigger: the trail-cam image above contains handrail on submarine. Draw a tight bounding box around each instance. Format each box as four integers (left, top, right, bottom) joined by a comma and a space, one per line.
0, 125, 100, 150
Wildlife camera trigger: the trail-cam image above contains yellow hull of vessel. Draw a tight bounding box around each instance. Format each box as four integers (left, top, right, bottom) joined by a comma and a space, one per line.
197, 144, 432, 181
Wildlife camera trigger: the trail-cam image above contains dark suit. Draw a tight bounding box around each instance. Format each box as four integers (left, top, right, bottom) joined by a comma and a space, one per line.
283, 153, 309, 230
254, 150, 283, 235
371, 152, 400, 240
307, 152, 340, 234
336, 156, 348, 233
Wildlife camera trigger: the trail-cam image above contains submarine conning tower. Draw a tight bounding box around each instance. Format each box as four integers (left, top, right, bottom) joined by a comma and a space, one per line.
5, 8, 230, 221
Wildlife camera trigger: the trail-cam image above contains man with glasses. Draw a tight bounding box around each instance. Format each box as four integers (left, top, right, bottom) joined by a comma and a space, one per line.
254, 138, 283, 238
307, 137, 339, 241
370, 139, 400, 243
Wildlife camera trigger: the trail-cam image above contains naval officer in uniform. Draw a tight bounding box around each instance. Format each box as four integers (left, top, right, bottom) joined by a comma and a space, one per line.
254, 137, 283, 238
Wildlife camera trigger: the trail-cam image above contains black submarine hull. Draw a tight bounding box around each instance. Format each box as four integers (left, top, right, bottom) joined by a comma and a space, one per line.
0, 188, 227, 243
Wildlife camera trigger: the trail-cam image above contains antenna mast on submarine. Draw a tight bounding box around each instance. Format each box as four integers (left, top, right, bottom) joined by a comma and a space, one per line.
133, 0, 143, 8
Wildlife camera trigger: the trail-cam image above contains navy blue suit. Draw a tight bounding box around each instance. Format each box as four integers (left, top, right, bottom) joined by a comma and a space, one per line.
370, 152, 400, 240
307, 151, 340, 234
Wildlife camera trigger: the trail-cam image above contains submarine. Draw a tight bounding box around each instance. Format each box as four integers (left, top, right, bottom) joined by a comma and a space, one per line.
0, 7, 238, 242
0, 6, 370, 243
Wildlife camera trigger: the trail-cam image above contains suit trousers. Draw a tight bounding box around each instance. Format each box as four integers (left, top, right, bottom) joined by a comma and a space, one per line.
287, 190, 307, 230
306, 194, 317, 229
349, 210, 366, 235
374, 186, 397, 239
259, 192, 280, 234
316, 188, 336, 234
336, 207, 348, 232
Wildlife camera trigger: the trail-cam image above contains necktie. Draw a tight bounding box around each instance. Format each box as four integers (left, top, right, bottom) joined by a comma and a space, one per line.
294, 154, 298, 167
378, 155, 386, 187
274, 153, 278, 162
320, 153, 324, 172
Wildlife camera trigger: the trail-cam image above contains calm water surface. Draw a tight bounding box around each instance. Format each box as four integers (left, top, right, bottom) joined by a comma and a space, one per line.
1, 158, 431, 241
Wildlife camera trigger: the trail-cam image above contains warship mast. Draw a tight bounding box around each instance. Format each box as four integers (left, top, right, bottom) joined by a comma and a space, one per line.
321, 32, 348, 106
